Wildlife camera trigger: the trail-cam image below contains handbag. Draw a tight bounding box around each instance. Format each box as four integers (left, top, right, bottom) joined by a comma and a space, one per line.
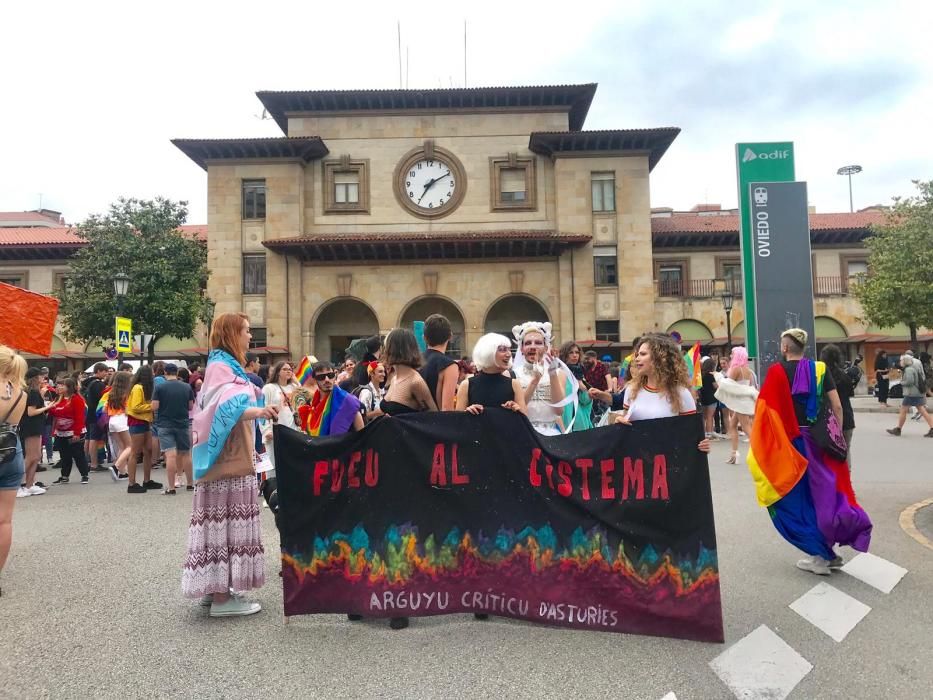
810, 396, 848, 461
0, 390, 25, 464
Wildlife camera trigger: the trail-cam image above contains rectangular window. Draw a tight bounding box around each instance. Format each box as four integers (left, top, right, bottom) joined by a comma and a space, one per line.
595, 320, 620, 342
0, 275, 25, 288
242, 254, 266, 295
722, 262, 743, 296
658, 264, 684, 297
242, 180, 266, 220
334, 171, 360, 204
593, 245, 618, 286
591, 172, 616, 212
846, 260, 868, 277
499, 168, 527, 202
249, 327, 267, 349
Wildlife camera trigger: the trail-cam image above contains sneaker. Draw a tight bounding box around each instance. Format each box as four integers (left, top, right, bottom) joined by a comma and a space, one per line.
36, 465, 47, 472
186, 485, 194, 491
16, 486, 31, 498
27, 485, 47, 495
80, 476, 89, 485
828, 555, 844, 569
52, 476, 69, 485
796, 555, 831, 576
109, 465, 119, 481
162, 489, 176, 495
925, 429, 933, 438
127, 483, 146, 494
209, 595, 262, 618
34, 481, 48, 489
886, 427, 901, 436
117, 473, 129, 480
142, 479, 163, 490
911, 413, 922, 421
91, 465, 109, 472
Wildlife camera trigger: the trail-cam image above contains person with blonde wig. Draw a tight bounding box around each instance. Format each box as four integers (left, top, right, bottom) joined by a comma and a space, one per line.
0, 346, 28, 596
456, 333, 525, 416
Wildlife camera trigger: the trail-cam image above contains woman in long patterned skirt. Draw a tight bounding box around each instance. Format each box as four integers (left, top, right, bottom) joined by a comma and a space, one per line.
182, 312, 278, 617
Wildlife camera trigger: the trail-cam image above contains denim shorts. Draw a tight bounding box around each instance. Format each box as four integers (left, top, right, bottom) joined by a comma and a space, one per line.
128, 423, 150, 436
902, 396, 928, 408
157, 425, 191, 453
0, 435, 25, 490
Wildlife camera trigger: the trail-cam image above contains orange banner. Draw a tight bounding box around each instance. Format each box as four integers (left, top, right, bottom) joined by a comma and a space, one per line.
0, 282, 60, 356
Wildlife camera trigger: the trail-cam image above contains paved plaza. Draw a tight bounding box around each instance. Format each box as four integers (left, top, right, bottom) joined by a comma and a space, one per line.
2, 412, 931, 700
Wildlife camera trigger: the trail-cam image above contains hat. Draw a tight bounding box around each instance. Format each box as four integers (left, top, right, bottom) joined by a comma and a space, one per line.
26, 367, 42, 380
164, 362, 178, 374
781, 328, 808, 347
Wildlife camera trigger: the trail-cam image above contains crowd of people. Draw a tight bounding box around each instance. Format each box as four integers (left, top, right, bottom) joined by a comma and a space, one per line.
0, 311, 925, 609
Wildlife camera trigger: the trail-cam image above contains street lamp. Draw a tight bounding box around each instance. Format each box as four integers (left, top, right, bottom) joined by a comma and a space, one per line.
113, 271, 130, 362
204, 298, 216, 344
836, 165, 863, 213
721, 287, 734, 349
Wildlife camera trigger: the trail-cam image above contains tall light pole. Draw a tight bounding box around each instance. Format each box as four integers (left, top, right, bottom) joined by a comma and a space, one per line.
113, 272, 130, 363
837, 165, 862, 213
721, 288, 734, 349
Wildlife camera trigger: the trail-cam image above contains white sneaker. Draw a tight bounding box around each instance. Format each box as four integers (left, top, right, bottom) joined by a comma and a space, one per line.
796, 555, 831, 576
27, 485, 47, 495
209, 594, 262, 618
16, 486, 31, 498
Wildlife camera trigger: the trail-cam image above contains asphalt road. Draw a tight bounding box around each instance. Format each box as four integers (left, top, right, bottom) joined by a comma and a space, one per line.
2, 413, 931, 700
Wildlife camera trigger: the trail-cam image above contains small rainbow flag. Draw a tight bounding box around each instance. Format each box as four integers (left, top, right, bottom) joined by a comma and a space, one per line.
620, 353, 633, 375
96, 386, 111, 419
684, 342, 702, 389
294, 355, 317, 385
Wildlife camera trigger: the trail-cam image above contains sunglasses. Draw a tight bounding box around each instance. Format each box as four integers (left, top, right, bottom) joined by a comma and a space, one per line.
314, 372, 336, 381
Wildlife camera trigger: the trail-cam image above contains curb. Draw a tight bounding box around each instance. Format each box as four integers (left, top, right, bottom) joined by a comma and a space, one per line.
899, 498, 933, 552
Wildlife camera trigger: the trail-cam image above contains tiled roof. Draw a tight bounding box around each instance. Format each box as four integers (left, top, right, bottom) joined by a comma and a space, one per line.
651, 210, 885, 234
0, 211, 63, 224
0, 224, 208, 249
256, 84, 598, 133
528, 128, 680, 171
172, 137, 329, 171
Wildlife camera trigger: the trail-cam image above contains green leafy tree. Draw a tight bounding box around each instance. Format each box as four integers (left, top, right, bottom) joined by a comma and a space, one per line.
855, 180, 933, 350
57, 197, 211, 363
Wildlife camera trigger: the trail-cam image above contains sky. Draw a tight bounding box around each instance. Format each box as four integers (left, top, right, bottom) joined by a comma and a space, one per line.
1, 0, 930, 225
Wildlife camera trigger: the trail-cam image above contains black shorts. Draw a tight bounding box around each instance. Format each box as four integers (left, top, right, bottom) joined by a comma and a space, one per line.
87, 422, 107, 441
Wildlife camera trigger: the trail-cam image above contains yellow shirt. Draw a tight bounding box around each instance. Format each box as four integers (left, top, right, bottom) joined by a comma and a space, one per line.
125, 384, 153, 422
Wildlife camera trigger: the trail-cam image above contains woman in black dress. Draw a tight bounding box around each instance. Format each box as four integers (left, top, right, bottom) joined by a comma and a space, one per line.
456, 333, 526, 415
874, 350, 890, 407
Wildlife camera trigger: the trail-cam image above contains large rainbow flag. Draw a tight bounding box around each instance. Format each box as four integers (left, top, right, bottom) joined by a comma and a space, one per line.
298, 385, 360, 437
95, 386, 111, 420
747, 359, 871, 559
684, 342, 702, 389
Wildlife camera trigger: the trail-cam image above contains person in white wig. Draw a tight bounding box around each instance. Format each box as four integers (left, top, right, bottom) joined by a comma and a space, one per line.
511, 322, 577, 435
456, 333, 526, 416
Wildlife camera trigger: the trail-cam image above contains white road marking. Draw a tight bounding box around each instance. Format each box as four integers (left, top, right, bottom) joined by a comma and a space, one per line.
659, 694, 678, 700
841, 552, 908, 593
709, 624, 812, 700
789, 582, 871, 642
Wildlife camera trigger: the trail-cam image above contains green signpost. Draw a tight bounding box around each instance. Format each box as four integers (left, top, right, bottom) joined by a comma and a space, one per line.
735, 142, 795, 358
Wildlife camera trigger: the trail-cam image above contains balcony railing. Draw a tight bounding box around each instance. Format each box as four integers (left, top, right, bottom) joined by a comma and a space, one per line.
814, 276, 861, 296
656, 278, 744, 299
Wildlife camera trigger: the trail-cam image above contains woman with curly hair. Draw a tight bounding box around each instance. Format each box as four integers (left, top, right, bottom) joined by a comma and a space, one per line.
614, 334, 710, 453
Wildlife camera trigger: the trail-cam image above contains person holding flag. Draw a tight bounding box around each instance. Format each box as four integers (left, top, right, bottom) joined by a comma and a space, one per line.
296, 361, 364, 437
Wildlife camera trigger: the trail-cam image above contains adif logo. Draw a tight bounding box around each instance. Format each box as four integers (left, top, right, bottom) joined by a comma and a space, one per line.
742, 148, 757, 163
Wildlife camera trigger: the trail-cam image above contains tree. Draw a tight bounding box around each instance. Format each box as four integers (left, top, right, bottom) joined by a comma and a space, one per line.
855, 180, 933, 351
57, 197, 211, 363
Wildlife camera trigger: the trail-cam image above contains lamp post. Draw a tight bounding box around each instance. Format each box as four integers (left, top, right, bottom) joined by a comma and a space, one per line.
836, 165, 863, 213
721, 288, 734, 349
113, 272, 130, 362
204, 299, 216, 350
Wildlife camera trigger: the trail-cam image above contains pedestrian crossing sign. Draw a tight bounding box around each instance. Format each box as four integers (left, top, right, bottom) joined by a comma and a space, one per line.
115, 316, 133, 353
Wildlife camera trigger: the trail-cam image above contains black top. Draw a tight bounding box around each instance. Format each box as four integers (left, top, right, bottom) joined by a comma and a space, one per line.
84, 378, 106, 420
699, 372, 717, 406
833, 370, 855, 431
466, 372, 514, 408
19, 389, 46, 438
874, 353, 888, 373
419, 349, 456, 406
780, 360, 837, 426
152, 380, 195, 430
380, 400, 419, 416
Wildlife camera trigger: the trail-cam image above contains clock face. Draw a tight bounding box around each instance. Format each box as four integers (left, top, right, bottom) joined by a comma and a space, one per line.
403, 159, 457, 210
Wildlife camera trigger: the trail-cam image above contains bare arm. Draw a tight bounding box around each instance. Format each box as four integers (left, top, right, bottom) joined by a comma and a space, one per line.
351, 412, 365, 432
412, 376, 438, 412
510, 379, 527, 415
455, 379, 471, 411
437, 364, 459, 411
548, 369, 565, 416
151, 400, 160, 413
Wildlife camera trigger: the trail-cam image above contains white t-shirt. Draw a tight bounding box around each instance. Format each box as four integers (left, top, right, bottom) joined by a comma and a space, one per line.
623, 385, 697, 421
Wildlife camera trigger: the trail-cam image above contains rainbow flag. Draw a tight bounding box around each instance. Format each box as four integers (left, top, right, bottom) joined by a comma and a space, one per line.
298, 385, 360, 437
747, 359, 871, 559
96, 386, 111, 419
294, 355, 317, 385
620, 353, 633, 375
684, 342, 702, 389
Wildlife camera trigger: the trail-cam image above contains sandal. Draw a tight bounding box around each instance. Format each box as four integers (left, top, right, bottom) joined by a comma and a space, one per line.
726, 450, 739, 464
162, 489, 177, 495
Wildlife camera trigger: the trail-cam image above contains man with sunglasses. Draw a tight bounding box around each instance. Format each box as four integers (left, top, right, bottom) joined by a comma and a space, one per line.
297, 362, 364, 437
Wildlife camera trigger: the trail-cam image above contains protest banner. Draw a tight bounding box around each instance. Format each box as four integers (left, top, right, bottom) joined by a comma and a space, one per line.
275, 410, 724, 643
0, 282, 60, 356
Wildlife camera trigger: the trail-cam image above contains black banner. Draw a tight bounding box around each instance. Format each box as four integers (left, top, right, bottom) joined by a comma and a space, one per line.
275, 410, 723, 642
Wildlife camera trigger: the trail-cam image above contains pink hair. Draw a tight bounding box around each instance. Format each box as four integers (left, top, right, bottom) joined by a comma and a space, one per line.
730, 346, 749, 368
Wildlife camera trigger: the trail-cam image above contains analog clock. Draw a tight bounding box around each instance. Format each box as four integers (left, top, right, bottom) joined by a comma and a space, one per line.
394, 144, 467, 218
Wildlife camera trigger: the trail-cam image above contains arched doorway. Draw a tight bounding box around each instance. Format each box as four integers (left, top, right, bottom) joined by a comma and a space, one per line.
667, 319, 713, 343
484, 294, 550, 336
312, 298, 379, 364
398, 296, 466, 357
815, 316, 848, 341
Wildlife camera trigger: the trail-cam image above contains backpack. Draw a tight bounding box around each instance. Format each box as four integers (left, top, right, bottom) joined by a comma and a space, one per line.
0, 391, 24, 464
